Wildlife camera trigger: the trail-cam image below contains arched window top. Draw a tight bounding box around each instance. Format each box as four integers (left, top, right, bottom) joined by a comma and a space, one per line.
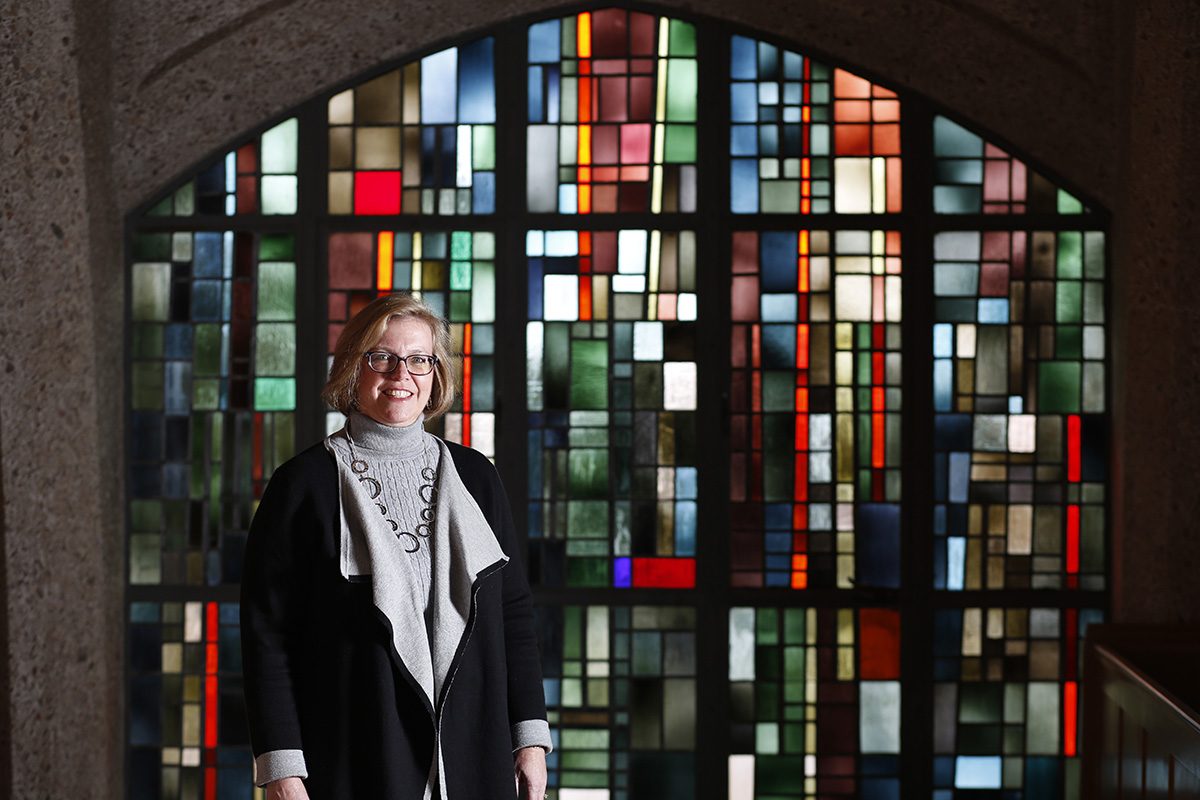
144, 118, 299, 218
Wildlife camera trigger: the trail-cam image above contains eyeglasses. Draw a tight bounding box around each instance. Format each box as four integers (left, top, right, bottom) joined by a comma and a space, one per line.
363, 351, 438, 376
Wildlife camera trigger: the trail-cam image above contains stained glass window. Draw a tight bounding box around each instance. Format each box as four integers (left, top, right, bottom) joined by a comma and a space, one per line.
933, 116, 1084, 215
729, 607, 901, 799
129, 601, 252, 799
130, 230, 296, 587
932, 606, 1102, 798
526, 228, 697, 588
538, 604, 696, 799
327, 41, 496, 215
932, 229, 1106, 590
527, 11, 697, 214
146, 120, 299, 217
730, 37, 900, 215
730, 230, 902, 589
127, 12, 1109, 800
324, 229, 497, 452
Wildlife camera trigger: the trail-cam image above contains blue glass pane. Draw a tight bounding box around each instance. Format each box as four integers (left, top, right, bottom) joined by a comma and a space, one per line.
194, 233, 223, 277
422, 48, 458, 124
458, 38, 495, 124
731, 160, 759, 213
528, 66, 544, 122
731, 35, 756, 80
528, 19, 560, 63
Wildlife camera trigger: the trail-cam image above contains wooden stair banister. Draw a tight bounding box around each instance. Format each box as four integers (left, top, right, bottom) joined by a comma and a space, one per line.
1082, 625, 1200, 799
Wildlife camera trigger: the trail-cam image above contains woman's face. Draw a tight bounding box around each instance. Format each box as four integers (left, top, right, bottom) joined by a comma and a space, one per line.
355, 316, 437, 427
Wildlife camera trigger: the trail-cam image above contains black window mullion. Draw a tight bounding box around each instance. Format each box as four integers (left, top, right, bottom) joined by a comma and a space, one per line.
493, 20, 531, 565
900, 92, 936, 800
694, 21, 732, 800
296, 95, 330, 447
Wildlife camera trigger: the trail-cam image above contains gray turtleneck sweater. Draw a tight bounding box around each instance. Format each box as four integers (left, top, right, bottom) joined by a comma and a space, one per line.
339, 413, 440, 615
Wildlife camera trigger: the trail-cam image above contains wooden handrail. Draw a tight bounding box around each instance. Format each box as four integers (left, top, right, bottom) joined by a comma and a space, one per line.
1082, 625, 1200, 799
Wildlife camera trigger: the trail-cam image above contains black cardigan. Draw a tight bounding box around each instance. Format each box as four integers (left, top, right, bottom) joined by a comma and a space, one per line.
240, 440, 548, 798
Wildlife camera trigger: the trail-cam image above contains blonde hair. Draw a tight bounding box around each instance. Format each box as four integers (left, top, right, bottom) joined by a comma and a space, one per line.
322, 293, 456, 420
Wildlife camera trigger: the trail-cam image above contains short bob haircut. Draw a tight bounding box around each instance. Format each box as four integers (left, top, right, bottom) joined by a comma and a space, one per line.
322, 293, 456, 421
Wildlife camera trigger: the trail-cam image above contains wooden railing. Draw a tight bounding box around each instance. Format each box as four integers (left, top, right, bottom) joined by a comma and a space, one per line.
1083, 625, 1200, 799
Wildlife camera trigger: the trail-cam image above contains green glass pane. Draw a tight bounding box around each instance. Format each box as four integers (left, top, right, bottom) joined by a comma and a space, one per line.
1057, 232, 1083, 278
566, 557, 607, 587
255, 323, 295, 376
933, 116, 983, 157
448, 292, 472, 321
130, 500, 162, 531
261, 176, 297, 215
665, 61, 697, 123
934, 185, 981, 213
257, 261, 296, 321
761, 181, 800, 213
568, 448, 608, 498
567, 500, 608, 538
260, 118, 298, 174
133, 233, 172, 260
472, 262, 495, 323
1056, 282, 1082, 323
450, 230, 472, 260
1057, 190, 1083, 214
762, 372, 793, 412
129, 534, 161, 584
570, 340, 608, 409
133, 324, 164, 359
449, 260, 472, 291
1083, 232, 1105, 278
756, 755, 806, 793
132, 263, 170, 321
1056, 326, 1083, 359
192, 378, 220, 410
254, 377, 295, 411
132, 363, 163, 410
146, 195, 172, 217
667, 19, 696, 56
259, 234, 295, 261
173, 182, 196, 216
194, 324, 222, 376
663, 124, 696, 163
632, 631, 662, 675
960, 684, 1004, 723
473, 232, 495, 260
472, 125, 496, 171
1038, 362, 1081, 413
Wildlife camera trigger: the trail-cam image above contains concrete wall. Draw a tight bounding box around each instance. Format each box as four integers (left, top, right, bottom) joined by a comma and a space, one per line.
1, 0, 1196, 795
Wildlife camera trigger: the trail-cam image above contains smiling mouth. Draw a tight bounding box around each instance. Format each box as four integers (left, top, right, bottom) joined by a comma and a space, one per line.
382, 388, 414, 399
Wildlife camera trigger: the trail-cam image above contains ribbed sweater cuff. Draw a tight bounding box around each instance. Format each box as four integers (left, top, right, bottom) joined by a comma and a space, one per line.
511, 719, 553, 754
253, 749, 308, 786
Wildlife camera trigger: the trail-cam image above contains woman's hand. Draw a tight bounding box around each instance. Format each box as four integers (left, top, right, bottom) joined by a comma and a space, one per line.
265, 777, 310, 800
514, 746, 548, 800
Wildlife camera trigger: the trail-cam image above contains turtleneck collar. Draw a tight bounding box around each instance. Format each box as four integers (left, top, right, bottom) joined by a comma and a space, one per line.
346, 411, 427, 456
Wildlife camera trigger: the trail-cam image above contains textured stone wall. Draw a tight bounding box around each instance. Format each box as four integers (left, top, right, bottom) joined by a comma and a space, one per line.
1, 0, 1196, 795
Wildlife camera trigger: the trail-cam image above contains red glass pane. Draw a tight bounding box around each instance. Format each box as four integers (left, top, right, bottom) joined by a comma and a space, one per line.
354, 170, 402, 215
591, 9, 629, 57
599, 78, 628, 123
835, 125, 871, 156
620, 124, 651, 163
236, 142, 257, 174
631, 557, 695, 588
328, 233, 373, 289
236, 176, 257, 214
859, 609, 900, 679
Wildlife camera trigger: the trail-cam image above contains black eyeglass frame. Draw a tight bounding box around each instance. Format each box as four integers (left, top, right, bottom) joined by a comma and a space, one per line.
362, 351, 439, 376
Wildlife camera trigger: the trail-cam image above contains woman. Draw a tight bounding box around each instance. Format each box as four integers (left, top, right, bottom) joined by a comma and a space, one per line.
241, 293, 551, 799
